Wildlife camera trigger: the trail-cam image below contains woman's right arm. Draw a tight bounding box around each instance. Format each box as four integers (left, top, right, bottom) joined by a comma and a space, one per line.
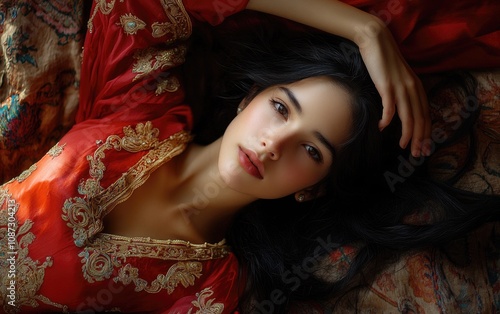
246, 0, 431, 157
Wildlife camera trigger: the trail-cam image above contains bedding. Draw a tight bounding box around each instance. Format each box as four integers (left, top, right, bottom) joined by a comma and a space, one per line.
0, 0, 82, 183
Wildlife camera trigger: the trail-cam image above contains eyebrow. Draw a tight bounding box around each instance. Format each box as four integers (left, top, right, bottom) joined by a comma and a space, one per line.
315, 131, 337, 158
279, 87, 302, 113
280, 86, 337, 159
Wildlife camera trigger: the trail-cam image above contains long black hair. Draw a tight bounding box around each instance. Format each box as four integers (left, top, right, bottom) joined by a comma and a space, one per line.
183, 12, 500, 313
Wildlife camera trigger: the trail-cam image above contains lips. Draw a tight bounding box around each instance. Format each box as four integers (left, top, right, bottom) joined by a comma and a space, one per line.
238, 146, 264, 180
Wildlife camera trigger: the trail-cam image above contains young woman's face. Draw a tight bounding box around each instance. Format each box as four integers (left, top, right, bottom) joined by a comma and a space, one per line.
219, 76, 353, 199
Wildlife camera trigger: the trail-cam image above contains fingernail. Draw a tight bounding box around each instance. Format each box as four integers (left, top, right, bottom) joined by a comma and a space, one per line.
423, 143, 432, 156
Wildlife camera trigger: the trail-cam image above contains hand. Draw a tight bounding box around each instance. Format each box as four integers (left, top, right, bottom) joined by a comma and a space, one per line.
355, 19, 431, 157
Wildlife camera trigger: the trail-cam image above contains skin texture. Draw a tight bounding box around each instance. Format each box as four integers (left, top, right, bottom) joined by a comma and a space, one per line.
105, 77, 353, 243
246, 0, 431, 157
218, 76, 352, 199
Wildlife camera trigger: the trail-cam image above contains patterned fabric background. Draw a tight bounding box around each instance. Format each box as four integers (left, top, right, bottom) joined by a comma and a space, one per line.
0, 0, 82, 183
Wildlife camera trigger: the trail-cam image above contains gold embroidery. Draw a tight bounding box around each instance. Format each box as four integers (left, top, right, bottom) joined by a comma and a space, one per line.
152, 0, 192, 42
15, 164, 37, 183
131, 46, 186, 82
115, 262, 202, 294
97, 234, 229, 260
156, 75, 180, 95
62, 122, 189, 247
188, 287, 225, 314
88, 0, 119, 34
151, 22, 174, 39
117, 13, 146, 35
60, 121, 229, 291
79, 234, 229, 284
88, 0, 192, 41
0, 191, 68, 313
46, 142, 66, 158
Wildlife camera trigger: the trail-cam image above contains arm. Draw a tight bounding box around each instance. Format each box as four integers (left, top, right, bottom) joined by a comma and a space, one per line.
247, 0, 431, 157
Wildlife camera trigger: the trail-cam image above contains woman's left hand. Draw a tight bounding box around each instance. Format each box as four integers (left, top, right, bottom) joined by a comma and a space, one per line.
355, 20, 431, 157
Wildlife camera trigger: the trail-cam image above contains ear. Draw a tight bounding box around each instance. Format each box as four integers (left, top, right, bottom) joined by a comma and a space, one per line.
237, 85, 260, 114
294, 182, 327, 202
237, 101, 246, 114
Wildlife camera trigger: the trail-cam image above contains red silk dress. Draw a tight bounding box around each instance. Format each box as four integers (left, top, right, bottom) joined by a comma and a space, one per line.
340, 0, 500, 73
0, 0, 247, 313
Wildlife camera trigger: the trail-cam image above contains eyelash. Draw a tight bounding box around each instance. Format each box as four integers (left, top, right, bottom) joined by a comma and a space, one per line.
304, 145, 322, 163
269, 98, 323, 163
270, 98, 289, 119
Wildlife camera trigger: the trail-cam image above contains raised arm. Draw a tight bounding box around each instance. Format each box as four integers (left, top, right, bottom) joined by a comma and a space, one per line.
246, 0, 431, 157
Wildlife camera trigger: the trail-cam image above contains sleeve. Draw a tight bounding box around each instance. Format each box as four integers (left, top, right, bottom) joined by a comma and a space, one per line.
183, 0, 249, 25
76, 0, 194, 123
339, 0, 500, 73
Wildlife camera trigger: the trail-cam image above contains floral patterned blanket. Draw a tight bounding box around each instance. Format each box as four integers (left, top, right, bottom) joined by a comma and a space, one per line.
0, 0, 81, 182
0, 1, 498, 313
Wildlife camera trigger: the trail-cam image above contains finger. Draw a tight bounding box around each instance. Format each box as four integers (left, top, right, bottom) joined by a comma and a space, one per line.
394, 88, 413, 150
418, 82, 432, 156
407, 78, 425, 157
378, 90, 396, 131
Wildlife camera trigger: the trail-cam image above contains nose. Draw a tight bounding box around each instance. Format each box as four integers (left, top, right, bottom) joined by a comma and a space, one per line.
261, 139, 279, 160
260, 132, 285, 161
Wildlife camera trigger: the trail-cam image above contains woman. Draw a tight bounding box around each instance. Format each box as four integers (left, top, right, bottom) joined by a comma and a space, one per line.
0, 0, 498, 313
201, 16, 500, 312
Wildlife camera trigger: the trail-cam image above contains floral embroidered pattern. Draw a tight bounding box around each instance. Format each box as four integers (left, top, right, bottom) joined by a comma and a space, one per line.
131, 46, 186, 82
152, 0, 192, 43
60, 122, 228, 289
78, 233, 229, 286
87, 0, 121, 33
14, 164, 37, 183
115, 261, 203, 294
117, 13, 146, 35
62, 122, 188, 247
46, 142, 66, 158
187, 287, 225, 314
87, 0, 192, 42
0, 189, 67, 313
156, 75, 180, 95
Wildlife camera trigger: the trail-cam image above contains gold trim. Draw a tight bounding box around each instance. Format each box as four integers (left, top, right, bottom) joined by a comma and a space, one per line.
78, 234, 229, 287
97, 233, 230, 260
46, 142, 66, 158
87, 0, 119, 34
62, 123, 190, 247
156, 75, 180, 95
0, 192, 68, 313
131, 46, 187, 82
153, 0, 193, 42
60, 123, 229, 288
117, 13, 146, 35
15, 164, 37, 183
188, 287, 225, 314
115, 262, 203, 294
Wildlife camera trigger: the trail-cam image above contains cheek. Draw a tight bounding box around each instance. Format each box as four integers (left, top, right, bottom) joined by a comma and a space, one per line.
275, 156, 329, 191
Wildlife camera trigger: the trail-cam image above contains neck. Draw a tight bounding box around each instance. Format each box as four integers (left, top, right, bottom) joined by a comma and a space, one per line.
172, 138, 257, 242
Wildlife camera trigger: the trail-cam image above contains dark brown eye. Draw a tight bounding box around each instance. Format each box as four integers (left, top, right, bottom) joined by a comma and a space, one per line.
305, 145, 322, 162
270, 99, 289, 119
